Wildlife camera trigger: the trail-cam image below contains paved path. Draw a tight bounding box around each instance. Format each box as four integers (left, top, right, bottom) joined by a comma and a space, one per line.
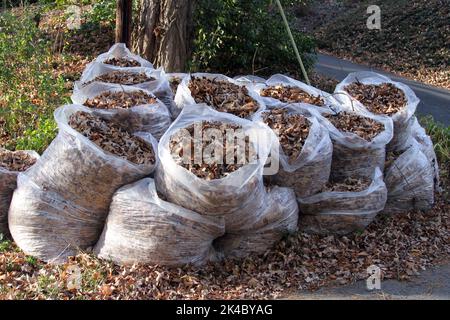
315, 53, 450, 126
285, 263, 450, 300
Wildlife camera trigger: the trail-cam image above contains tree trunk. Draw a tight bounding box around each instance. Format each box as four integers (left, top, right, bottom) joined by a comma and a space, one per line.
133, 0, 194, 72
115, 0, 133, 47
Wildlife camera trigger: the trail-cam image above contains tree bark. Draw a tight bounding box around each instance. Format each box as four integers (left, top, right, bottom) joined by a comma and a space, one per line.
115, 0, 133, 47
133, 0, 194, 72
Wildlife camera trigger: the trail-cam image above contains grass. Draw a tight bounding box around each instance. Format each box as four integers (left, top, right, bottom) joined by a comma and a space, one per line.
420, 115, 450, 184
0, 7, 70, 153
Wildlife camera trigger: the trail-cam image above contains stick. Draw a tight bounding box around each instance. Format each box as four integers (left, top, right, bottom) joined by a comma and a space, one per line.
274, 0, 310, 85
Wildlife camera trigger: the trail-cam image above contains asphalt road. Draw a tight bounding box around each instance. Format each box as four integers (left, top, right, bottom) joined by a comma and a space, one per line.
285, 263, 450, 300
315, 53, 450, 126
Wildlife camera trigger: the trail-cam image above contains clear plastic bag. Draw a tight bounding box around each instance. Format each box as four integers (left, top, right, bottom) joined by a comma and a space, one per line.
410, 117, 440, 192
173, 73, 266, 119
8, 105, 158, 263
383, 139, 434, 214
94, 178, 225, 266
165, 73, 188, 118
78, 63, 175, 115
214, 186, 298, 259
71, 82, 171, 140
251, 74, 341, 111
298, 168, 387, 235
233, 75, 267, 85
334, 71, 419, 151
254, 104, 333, 198
312, 107, 393, 180
0, 151, 39, 237
155, 103, 273, 218
85, 43, 153, 69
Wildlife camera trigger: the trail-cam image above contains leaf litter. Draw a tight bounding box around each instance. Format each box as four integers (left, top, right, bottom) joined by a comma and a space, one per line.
104, 57, 141, 68
325, 111, 384, 141
260, 85, 325, 106
87, 71, 155, 86
344, 82, 407, 116
188, 77, 260, 119
68, 112, 155, 165
0, 149, 37, 172
169, 121, 255, 180
322, 177, 371, 193
262, 108, 311, 164
84, 90, 157, 110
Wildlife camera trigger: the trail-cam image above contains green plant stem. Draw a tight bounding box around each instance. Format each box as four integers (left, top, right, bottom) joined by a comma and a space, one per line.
275, 0, 310, 85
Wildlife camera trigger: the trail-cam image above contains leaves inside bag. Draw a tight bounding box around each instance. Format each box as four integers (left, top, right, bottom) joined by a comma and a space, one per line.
169, 77, 182, 95
68, 111, 155, 165
262, 108, 311, 164
321, 176, 371, 193
86, 71, 155, 86
169, 121, 256, 180
84, 90, 157, 109
325, 111, 384, 141
104, 57, 141, 68
0, 149, 37, 172
260, 85, 325, 106
344, 82, 407, 116
188, 76, 260, 119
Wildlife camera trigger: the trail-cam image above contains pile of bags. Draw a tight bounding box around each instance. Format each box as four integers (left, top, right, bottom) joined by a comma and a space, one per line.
0, 45, 440, 266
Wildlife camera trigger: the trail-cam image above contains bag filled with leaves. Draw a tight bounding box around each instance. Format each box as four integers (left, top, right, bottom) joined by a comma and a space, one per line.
251, 74, 340, 111
410, 117, 440, 192
334, 71, 419, 151
383, 139, 435, 214
233, 75, 267, 85
72, 82, 171, 140
85, 43, 153, 69
173, 73, 265, 119
214, 185, 299, 259
298, 168, 387, 235
94, 178, 225, 266
313, 107, 393, 180
155, 103, 273, 221
254, 105, 333, 198
78, 63, 175, 116
8, 105, 158, 263
0, 149, 39, 236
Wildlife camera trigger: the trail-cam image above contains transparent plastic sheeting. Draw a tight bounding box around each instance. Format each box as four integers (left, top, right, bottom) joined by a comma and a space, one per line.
334, 71, 419, 152
95, 178, 225, 266
8, 105, 158, 263
78, 63, 176, 119
155, 103, 273, 218
383, 139, 435, 214
298, 168, 387, 235
72, 82, 171, 140
173, 72, 266, 119
95, 179, 298, 265
215, 185, 299, 259
0, 151, 39, 236
251, 73, 341, 112
311, 106, 393, 180
84, 43, 154, 69
253, 104, 332, 198
410, 117, 440, 192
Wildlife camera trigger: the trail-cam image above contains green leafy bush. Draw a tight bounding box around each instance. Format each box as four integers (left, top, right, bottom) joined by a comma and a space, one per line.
0, 9, 69, 153
191, 0, 315, 77
85, 0, 116, 26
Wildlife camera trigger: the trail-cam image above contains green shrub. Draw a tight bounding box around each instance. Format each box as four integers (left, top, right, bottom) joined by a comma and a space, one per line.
191, 0, 315, 77
420, 116, 450, 167
85, 0, 116, 26
0, 9, 69, 153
